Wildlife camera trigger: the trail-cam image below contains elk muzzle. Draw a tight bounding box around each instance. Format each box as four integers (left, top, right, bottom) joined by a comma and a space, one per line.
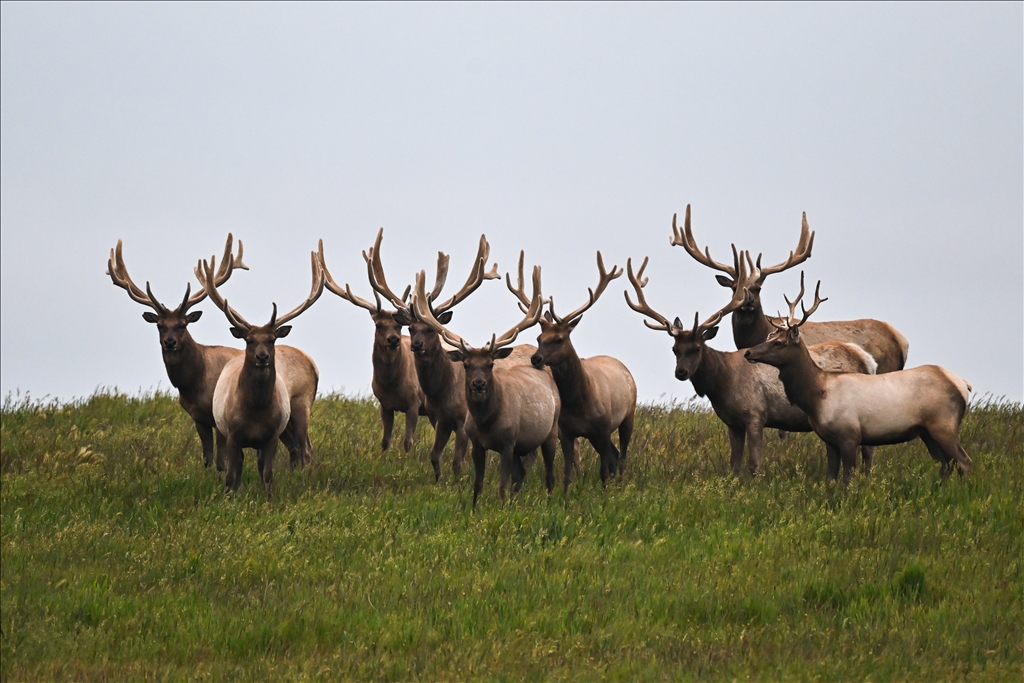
530, 353, 545, 369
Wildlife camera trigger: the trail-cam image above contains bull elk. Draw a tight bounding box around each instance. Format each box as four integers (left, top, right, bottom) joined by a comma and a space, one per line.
530, 252, 637, 486
625, 253, 879, 475
364, 229, 509, 481
672, 205, 910, 373
411, 262, 561, 506
744, 280, 973, 485
106, 235, 247, 469
196, 252, 324, 494
317, 236, 427, 453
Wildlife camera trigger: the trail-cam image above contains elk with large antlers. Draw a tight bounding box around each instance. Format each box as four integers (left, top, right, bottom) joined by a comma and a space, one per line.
365, 229, 517, 481
744, 281, 972, 484
197, 252, 325, 494
529, 252, 637, 485
317, 235, 427, 454
625, 253, 879, 475
411, 261, 561, 506
107, 235, 248, 469
673, 205, 910, 373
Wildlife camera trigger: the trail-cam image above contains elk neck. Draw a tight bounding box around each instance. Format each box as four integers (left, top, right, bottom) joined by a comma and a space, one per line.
465, 368, 505, 429
731, 306, 775, 349
371, 338, 408, 382
239, 352, 278, 410
687, 344, 732, 401
161, 331, 204, 391
413, 342, 459, 400
772, 340, 827, 413
546, 344, 590, 410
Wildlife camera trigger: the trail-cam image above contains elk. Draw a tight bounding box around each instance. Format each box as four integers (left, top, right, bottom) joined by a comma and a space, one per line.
196, 252, 324, 494
625, 253, 879, 475
744, 281, 972, 485
672, 205, 910, 373
529, 252, 637, 485
411, 263, 561, 506
364, 229, 510, 482
106, 234, 247, 469
317, 236, 427, 453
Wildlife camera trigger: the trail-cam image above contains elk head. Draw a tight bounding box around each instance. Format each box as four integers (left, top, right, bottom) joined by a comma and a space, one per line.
197, 251, 325, 371
625, 251, 758, 381
531, 251, 622, 369
744, 273, 827, 367
107, 234, 247, 354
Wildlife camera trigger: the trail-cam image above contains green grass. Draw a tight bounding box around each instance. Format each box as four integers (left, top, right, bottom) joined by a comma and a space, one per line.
2, 391, 1022, 681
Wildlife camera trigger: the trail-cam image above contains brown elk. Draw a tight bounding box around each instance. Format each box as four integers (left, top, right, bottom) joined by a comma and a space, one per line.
106, 235, 247, 469
197, 252, 324, 494
317, 236, 427, 453
672, 205, 910, 373
364, 229, 510, 482
625, 253, 879, 475
744, 281, 972, 485
411, 263, 561, 506
529, 252, 637, 485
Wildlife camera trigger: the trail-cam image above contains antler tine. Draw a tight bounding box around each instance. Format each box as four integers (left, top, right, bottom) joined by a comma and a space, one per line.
798, 279, 827, 327
274, 250, 326, 327
697, 250, 755, 332
553, 251, 623, 324
670, 205, 737, 277
623, 257, 673, 334
318, 239, 381, 313
365, 229, 411, 312
432, 234, 500, 314
197, 255, 251, 330
183, 233, 249, 311
107, 240, 163, 311
428, 251, 450, 302
493, 264, 544, 349
782, 271, 806, 327
506, 250, 533, 314
757, 212, 816, 278
411, 270, 469, 350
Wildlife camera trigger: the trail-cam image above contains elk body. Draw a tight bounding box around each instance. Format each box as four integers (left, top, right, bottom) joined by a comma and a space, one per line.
198, 253, 325, 494
318, 239, 426, 453
530, 252, 636, 485
625, 255, 878, 475
412, 264, 561, 506
107, 235, 247, 469
745, 283, 972, 484
673, 205, 910, 373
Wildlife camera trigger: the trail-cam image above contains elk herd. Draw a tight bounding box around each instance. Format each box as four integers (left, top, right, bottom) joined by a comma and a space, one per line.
107, 206, 973, 502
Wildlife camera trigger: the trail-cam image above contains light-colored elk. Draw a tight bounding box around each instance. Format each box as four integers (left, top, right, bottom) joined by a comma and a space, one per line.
625, 253, 879, 475
744, 280, 972, 485
672, 205, 910, 373
411, 262, 561, 506
317, 236, 426, 453
197, 252, 325, 494
529, 252, 637, 486
365, 229, 508, 481
107, 234, 247, 469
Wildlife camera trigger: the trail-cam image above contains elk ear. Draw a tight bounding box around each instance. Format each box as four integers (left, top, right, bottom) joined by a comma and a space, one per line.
185, 311, 203, 324
715, 275, 736, 289
142, 312, 159, 323
230, 327, 248, 339
392, 310, 413, 326
275, 325, 292, 339
702, 326, 719, 341
446, 349, 465, 363
437, 310, 453, 324
789, 327, 800, 342
567, 317, 581, 330
493, 347, 514, 360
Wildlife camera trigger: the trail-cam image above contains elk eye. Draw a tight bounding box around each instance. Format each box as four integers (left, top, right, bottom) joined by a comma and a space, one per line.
773, 341, 783, 347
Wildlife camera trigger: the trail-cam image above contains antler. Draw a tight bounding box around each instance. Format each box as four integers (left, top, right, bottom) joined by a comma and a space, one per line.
754, 212, 815, 279
107, 240, 163, 312
365, 228, 414, 312
694, 251, 760, 333
196, 255, 252, 330
623, 257, 673, 333
670, 204, 741, 278
411, 270, 470, 351
182, 233, 248, 312
318, 239, 382, 314
780, 271, 827, 328
546, 251, 622, 324
431, 234, 499, 314
272, 251, 326, 327
491, 262, 544, 350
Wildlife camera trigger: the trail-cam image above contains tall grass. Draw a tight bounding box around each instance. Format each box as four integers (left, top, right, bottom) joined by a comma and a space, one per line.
2, 391, 1022, 680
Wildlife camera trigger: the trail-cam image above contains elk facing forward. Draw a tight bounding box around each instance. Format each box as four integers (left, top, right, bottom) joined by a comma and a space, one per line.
530, 252, 636, 486
745, 282, 972, 484
197, 253, 324, 494
107, 235, 247, 469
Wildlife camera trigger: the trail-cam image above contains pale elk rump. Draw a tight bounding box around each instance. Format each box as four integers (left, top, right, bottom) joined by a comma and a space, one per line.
106, 234, 247, 469
197, 251, 325, 495
529, 251, 637, 486
624, 252, 878, 476
672, 204, 910, 373
411, 260, 562, 506
744, 279, 972, 485
317, 234, 426, 454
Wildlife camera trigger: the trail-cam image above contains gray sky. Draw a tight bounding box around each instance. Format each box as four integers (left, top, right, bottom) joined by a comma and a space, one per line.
2, 2, 1022, 405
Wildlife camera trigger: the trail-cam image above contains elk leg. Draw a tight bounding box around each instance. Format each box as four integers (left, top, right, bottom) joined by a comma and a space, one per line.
215, 428, 227, 472
288, 409, 312, 468
541, 435, 557, 494
860, 446, 875, 475
453, 424, 469, 479
511, 453, 527, 494
258, 438, 278, 499
617, 411, 634, 474
402, 408, 418, 453
728, 427, 746, 476
745, 424, 765, 476
380, 406, 395, 451
429, 423, 454, 483
278, 422, 299, 468
471, 441, 487, 508
559, 433, 576, 493
590, 433, 620, 483
498, 447, 514, 504
224, 438, 244, 493
824, 442, 841, 483
919, 432, 951, 476
195, 420, 215, 468
839, 442, 858, 486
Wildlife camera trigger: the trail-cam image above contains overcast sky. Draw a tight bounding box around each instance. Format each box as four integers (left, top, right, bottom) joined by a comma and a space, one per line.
2, 2, 1021, 406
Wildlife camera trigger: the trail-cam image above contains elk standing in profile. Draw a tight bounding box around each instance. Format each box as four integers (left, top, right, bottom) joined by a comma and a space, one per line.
745, 281, 972, 485
625, 253, 879, 475
107, 235, 247, 469
365, 229, 508, 481
317, 236, 426, 453
529, 252, 636, 486
673, 205, 910, 373
197, 252, 324, 494
411, 263, 561, 506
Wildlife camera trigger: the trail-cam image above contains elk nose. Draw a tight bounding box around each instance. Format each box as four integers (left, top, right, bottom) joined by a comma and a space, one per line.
530, 354, 544, 368
471, 379, 487, 392
411, 340, 423, 351
743, 350, 752, 360
675, 368, 689, 381
163, 339, 177, 350
256, 351, 270, 364
387, 335, 400, 347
